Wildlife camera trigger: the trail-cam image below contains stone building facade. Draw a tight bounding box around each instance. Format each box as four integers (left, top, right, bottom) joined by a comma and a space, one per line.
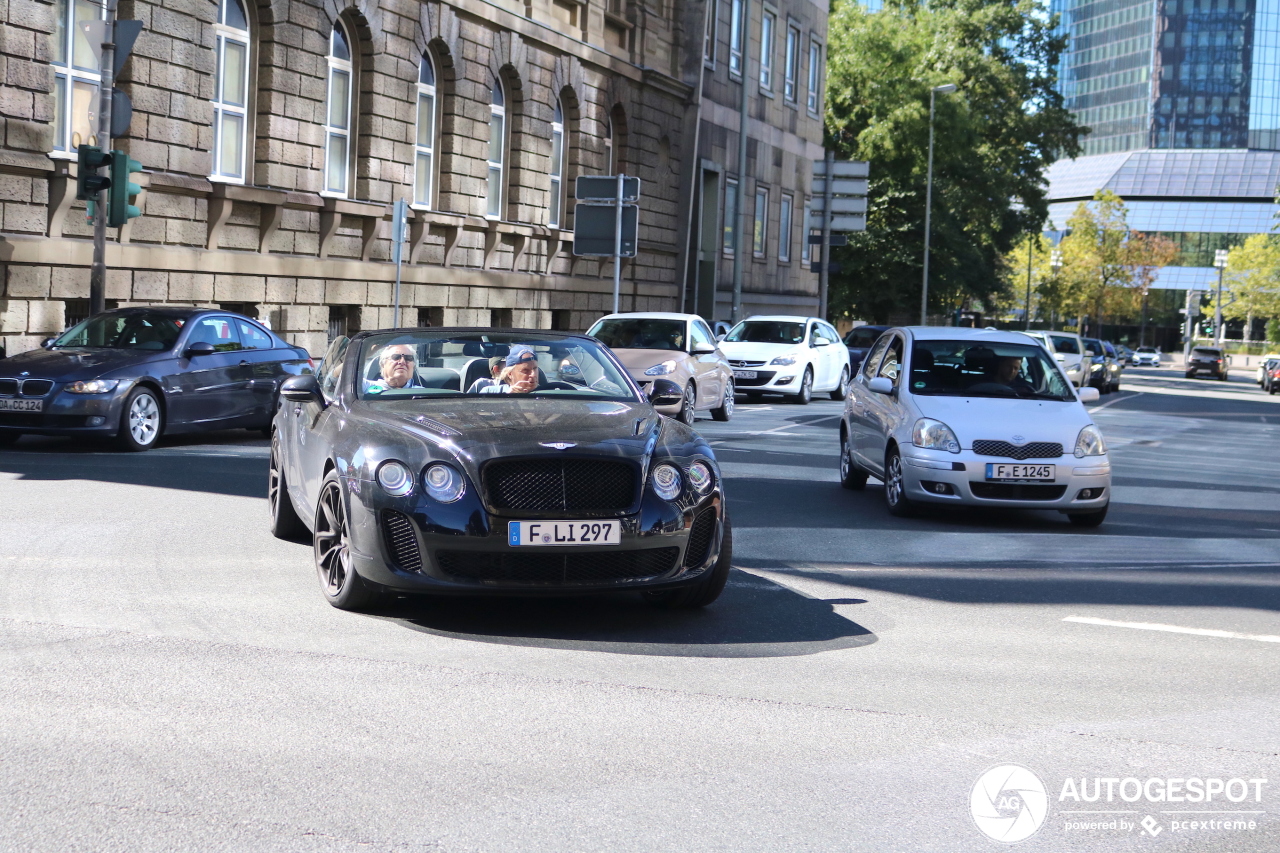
0, 0, 823, 356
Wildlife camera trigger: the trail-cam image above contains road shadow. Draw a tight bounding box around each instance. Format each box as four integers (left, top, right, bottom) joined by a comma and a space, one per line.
381, 569, 876, 658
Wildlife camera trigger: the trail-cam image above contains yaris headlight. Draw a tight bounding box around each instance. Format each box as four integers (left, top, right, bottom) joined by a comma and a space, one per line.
645, 361, 677, 376
1074, 424, 1107, 458
912, 418, 961, 453
650, 463, 682, 500
422, 463, 466, 502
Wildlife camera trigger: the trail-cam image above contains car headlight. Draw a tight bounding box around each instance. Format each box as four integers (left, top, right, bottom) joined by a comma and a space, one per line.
686, 461, 714, 495
64, 379, 120, 394
644, 361, 677, 376
650, 463, 682, 500
770, 355, 797, 366
912, 418, 961, 453
422, 463, 466, 502
376, 460, 415, 497
1074, 424, 1107, 458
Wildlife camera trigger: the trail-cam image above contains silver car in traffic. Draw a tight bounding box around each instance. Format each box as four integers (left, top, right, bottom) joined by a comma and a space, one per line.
839, 327, 1111, 526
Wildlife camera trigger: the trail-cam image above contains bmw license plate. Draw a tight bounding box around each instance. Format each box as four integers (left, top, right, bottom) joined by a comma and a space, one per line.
509, 520, 621, 546
986, 463, 1055, 482
0, 398, 41, 412
733, 370, 757, 379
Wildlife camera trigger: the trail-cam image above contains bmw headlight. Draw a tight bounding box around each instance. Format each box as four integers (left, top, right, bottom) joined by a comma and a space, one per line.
1074, 424, 1107, 458
645, 361, 677, 376
770, 355, 797, 366
912, 418, 961, 453
651, 463, 682, 500
686, 461, 714, 495
422, 463, 466, 502
64, 379, 120, 394
376, 460, 415, 496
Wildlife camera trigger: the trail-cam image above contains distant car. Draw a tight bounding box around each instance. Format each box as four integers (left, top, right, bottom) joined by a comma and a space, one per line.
587, 312, 734, 425
1263, 358, 1280, 394
1256, 353, 1280, 385
1082, 337, 1122, 394
1132, 346, 1160, 367
1186, 346, 1228, 380
843, 325, 890, 375
1024, 331, 1086, 388
718, 315, 851, 404
0, 306, 312, 450
710, 320, 733, 339
1115, 344, 1136, 365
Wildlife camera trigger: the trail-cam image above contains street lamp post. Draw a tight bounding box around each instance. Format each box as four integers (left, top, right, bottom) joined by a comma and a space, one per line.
1213, 248, 1229, 346
921, 83, 958, 326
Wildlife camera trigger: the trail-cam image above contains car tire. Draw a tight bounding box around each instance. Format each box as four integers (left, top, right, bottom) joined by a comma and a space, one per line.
269, 433, 309, 541
839, 431, 868, 491
883, 447, 914, 517
830, 367, 850, 401
117, 386, 163, 452
0, 432, 20, 446
644, 515, 732, 609
793, 367, 813, 405
710, 380, 734, 422
1067, 502, 1109, 528
678, 383, 697, 425
314, 471, 381, 612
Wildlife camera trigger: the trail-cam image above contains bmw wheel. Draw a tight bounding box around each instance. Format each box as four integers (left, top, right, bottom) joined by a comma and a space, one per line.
678, 383, 697, 425
117, 386, 163, 451
883, 447, 914, 517
839, 430, 868, 490
711, 380, 734, 422
794, 367, 813, 405
314, 472, 379, 611
830, 367, 850, 401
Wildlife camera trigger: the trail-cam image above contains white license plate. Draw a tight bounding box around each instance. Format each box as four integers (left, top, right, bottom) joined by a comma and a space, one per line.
986, 463, 1055, 481
0, 398, 41, 412
508, 520, 621, 546
733, 370, 757, 379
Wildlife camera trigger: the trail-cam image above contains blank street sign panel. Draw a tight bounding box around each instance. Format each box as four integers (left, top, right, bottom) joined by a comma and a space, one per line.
812, 178, 869, 197
812, 160, 870, 178
575, 176, 641, 202
572, 203, 638, 256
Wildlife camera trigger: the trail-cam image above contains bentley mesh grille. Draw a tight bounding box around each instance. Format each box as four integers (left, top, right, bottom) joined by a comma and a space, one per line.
435, 547, 679, 585
972, 440, 1063, 460
380, 510, 423, 573
682, 508, 717, 569
482, 458, 637, 514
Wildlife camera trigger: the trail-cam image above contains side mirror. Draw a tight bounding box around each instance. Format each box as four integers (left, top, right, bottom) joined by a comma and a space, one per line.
184, 341, 216, 359
647, 378, 683, 407
814, 338, 830, 347
692, 341, 717, 354
1078, 387, 1100, 403
867, 376, 894, 395
281, 373, 324, 404
1084, 350, 1096, 358
41, 337, 56, 349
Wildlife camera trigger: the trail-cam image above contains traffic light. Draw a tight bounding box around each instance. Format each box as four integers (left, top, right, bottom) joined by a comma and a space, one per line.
76, 145, 111, 221
107, 150, 143, 227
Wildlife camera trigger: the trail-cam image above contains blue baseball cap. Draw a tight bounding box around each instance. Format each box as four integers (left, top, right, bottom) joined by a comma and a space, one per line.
505, 346, 537, 367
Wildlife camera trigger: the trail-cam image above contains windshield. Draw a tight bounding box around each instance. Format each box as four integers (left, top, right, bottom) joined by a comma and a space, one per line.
588, 318, 686, 351
1137, 346, 1156, 353
909, 340, 1075, 401
357, 332, 636, 401
54, 312, 184, 350
1083, 338, 1104, 358
724, 321, 805, 344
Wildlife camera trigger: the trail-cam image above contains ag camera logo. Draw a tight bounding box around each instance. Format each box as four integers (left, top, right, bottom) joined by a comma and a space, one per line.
970, 765, 1049, 843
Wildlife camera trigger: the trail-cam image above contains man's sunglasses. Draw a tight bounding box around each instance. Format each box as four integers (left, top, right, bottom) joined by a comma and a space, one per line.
384, 353, 415, 363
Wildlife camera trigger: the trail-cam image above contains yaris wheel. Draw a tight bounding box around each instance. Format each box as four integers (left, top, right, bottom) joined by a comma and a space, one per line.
883, 447, 914, 517
839, 431, 868, 490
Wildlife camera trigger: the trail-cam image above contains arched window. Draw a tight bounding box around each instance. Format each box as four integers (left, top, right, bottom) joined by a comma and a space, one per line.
414, 53, 437, 207
211, 0, 251, 181
50, 0, 105, 152
549, 98, 565, 228
486, 77, 506, 219
324, 24, 354, 196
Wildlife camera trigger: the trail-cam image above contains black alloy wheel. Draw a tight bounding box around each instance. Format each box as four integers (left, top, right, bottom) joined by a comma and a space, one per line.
711, 379, 734, 422
678, 383, 697, 425
117, 386, 163, 451
839, 431, 868, 490
830, 367, 850, 401
314, 472, 379, 611
268, 433, 309, 540
1067, 502, 1109, 527
883, 447, 914, 517
794, 367, 813, 405
643, 516, 733, 609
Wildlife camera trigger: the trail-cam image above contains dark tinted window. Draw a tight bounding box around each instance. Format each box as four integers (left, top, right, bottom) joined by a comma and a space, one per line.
54, 312, 184, 351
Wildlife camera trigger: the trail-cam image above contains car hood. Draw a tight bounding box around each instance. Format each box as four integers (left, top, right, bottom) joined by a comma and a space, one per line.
909, 394, 1094, 450
610, 349, 690, 375
0, 347, 163, 380
717, 341, 802, 360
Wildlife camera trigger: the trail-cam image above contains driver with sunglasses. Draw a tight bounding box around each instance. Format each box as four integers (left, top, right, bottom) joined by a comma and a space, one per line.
364, 344, 424, 394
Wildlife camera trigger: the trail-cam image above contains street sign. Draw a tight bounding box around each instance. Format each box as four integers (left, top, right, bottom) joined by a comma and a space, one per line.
572, 203, 638, 257
810, 262, 842, 275
812, 177, 869, 197
811, 159, 869, 234
809, 234, 848, 246
809, 213, 865, 232
110, 89, 132, 138
813, 160, 869, 178
575, 175, 640, 202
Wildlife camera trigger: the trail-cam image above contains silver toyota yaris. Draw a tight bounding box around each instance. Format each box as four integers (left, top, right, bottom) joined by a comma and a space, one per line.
839, 327, 1111, 526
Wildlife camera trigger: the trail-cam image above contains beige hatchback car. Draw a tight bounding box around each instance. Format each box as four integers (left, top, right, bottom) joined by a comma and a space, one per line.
587, 312, 735, 424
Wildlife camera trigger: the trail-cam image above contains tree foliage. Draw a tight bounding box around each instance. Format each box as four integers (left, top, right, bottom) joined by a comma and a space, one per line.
825, 0, 1084, 322
1219, 233, 1280, 323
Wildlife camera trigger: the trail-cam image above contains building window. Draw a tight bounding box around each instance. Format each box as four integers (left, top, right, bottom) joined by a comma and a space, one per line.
417, 307, 443, 327
51, 0, 104, 153
551, 309, 572, 331
414, 54, 437, 207
807, 39, 823, 114
704, 0, 716, 67
324, 24, 354, 196
722, 177, 738, 255
487, 77, 506, 219
211, 0, 250, 181
779, 193, 792, 262
328, 305, 358, 342
760, 11, 775, 92
549, 98, 565, 228
753, 187, 768, 257
491, 308, 513, 328
729, 0, 744, 77
784, 24, 800, 103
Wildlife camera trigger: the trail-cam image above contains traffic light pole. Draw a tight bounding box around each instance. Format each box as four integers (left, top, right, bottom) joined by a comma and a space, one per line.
90, 2, 117, 316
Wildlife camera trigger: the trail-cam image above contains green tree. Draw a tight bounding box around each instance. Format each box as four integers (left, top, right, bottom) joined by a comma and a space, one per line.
825, 0, 1083, 322
1218, 233, 1280, 324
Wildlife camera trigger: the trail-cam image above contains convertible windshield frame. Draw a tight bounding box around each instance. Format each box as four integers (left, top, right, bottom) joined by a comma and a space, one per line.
908, 339, 1076, 402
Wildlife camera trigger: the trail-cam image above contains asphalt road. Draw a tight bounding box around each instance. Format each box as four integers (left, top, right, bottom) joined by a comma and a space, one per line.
1, 365, 1277, 852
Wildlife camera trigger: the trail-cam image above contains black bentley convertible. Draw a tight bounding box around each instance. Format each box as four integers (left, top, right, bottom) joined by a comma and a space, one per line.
269, 329, 731, 611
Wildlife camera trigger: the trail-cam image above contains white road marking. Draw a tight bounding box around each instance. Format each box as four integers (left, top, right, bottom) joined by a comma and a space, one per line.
1088, 391, 1143, 413
1063, 615, 1280, 643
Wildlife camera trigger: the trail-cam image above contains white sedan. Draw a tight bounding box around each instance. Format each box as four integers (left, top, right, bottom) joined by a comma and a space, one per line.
839, 327, 1110, 526
717, 315, 851, 404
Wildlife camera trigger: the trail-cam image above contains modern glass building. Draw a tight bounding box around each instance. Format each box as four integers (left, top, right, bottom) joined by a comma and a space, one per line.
1047, 0, 1280, 294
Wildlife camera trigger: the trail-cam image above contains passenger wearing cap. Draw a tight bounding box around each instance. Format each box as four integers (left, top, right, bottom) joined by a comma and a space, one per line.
468, 346, 540, 394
